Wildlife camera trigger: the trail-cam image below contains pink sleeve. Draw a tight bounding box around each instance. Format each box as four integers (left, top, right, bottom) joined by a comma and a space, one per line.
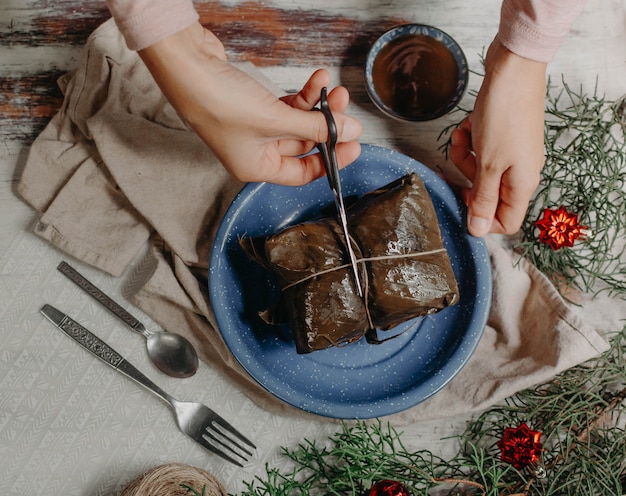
105, 0, 199, 51
497, 0, 587, 62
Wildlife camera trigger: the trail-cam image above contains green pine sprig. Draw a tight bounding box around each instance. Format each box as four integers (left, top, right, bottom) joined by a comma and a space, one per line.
182, 483, 208, 495
517, 80, 626, 298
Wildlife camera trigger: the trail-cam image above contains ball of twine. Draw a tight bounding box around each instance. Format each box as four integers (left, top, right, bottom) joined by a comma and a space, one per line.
120, 463, 227, 496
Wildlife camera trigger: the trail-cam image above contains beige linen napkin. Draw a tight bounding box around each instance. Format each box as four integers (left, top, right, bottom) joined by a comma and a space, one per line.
18, 19, 608, 423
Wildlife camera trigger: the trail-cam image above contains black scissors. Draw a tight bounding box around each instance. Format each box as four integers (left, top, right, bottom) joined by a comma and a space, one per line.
316, 87, 363, 297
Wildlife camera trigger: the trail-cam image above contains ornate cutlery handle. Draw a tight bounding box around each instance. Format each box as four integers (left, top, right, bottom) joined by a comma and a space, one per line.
40, 304, 172, 404
42, 303, 123, 367
57, 261, 146, 335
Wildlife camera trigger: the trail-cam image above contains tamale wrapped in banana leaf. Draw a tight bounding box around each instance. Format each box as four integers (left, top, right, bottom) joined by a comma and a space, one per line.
240, 173, 459, 354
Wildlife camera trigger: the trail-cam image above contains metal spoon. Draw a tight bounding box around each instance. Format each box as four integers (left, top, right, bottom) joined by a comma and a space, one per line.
57, 261, 199, 378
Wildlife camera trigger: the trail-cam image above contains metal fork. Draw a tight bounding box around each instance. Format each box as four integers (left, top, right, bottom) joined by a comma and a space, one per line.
40, 304, 255, 466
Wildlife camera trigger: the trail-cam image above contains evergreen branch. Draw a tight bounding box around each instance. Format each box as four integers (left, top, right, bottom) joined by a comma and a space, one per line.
518, 80, 626, 299
182, 484, 207, 495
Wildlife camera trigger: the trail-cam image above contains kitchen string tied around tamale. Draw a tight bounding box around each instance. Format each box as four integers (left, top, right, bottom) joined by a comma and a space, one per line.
281, 245, 449, 336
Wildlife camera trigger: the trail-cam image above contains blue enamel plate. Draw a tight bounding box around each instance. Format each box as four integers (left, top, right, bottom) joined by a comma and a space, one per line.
209, 144, 491, 419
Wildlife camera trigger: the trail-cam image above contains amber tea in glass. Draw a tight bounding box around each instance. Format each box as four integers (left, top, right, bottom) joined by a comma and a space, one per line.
371, 34, 459, 120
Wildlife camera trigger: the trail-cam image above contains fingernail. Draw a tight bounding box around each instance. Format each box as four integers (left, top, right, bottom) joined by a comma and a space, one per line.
468, 215, 490, 237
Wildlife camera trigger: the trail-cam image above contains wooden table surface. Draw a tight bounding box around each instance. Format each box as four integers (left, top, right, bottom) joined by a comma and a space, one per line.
1, 1, 625, 494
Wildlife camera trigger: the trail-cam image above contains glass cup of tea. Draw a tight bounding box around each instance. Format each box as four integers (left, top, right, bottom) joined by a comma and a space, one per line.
365, 24, 469, 121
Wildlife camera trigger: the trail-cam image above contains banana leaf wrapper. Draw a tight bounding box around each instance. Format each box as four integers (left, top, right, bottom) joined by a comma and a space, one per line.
239, 173, 459, 354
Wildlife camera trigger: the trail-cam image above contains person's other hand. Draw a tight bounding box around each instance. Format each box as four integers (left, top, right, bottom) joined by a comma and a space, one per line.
138, 22, 362, 186
449, 39, 547, 237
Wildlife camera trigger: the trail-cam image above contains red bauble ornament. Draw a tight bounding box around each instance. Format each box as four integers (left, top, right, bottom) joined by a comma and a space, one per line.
369, 480, 410, 496
497, 423, 543, 470
535, 206, 587, 250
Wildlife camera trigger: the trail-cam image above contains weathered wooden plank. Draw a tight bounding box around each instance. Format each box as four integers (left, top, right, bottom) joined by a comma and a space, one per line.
0, 72, 65, 141
11, 1, 621, 147
197, 3, 409, 66
0, 2, 409, 143
2, 2, 408, 64
1, 3, 110, 46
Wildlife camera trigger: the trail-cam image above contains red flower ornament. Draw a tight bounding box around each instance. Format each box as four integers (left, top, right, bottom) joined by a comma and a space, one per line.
497, 423, 543, 470
369, 480, 411, 496
535, 206, 588, 250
